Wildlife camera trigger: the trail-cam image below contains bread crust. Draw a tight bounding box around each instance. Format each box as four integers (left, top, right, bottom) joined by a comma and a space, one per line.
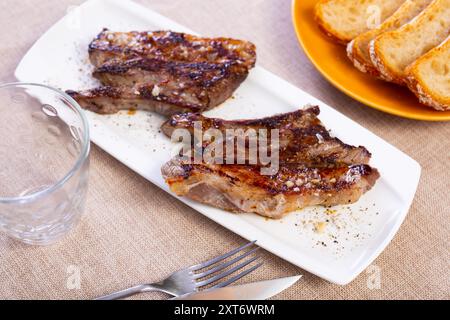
314, 1, 349, 45
348, 38, 381, 76
405, 38, 450, 111
370, 0, 450, 85
369, 38, 405, 84
314, 0, 406, 45
347, 0, 432, 78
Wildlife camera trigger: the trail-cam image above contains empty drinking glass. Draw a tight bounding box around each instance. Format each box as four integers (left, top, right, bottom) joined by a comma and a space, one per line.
0, 83, 90, 245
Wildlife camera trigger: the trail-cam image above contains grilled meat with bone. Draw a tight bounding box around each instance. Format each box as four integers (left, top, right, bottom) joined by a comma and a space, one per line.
67, 30, 256, 115
161, 107, 379, 218
88, 29, 256, 69
162, 160, 379, 219
161, 106, 371, 167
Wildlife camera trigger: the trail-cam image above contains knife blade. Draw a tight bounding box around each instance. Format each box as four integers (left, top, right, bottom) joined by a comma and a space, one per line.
172, 275, 301, 300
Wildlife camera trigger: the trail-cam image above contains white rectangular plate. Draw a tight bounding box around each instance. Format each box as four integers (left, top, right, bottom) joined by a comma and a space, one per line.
15, 0, 421, 285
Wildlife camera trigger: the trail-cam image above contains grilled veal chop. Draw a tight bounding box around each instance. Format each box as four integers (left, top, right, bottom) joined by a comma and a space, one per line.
161, 106, 371, 167
161, 107, 379, 218
67, 30, 256, 115
162, 160, 379, 219
88, 29, 256, 69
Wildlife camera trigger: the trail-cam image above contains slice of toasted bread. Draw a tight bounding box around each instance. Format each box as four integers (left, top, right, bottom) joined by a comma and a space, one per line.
405, 37, 450, 111
370, 0, 450, 84
347, 0, 432, 76
314, 0, 406, 44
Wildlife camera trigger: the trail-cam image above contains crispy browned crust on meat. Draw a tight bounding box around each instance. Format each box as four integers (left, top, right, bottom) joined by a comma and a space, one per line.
94, 57, 244, 86
69, 29, 256, 115
161, 106, 379, 218
162, 159, 380, 218
92, 57, 249, 109
161, 107, 371, 166
88, 29, 256, 71
162, 106, 321, 135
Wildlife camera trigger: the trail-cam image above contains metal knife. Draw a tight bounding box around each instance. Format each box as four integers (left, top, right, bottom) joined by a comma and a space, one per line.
172, 275, 301, 300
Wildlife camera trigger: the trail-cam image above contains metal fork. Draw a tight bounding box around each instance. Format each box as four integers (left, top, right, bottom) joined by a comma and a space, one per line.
95, 241, 262, 300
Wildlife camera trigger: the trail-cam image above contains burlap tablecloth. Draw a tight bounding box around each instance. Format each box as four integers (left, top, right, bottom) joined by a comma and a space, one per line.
0, 0, 448, 300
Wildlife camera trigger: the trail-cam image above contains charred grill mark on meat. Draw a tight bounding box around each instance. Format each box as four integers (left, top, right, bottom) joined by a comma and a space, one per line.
162, 159, 379, 219
68, 29, 256, 115
161, 106, 379, 218
88, 29, 256, 70
161, 106, 371, 167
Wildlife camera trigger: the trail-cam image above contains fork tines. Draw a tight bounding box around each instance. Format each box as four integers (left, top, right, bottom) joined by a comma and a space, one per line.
190, 241, 262, 289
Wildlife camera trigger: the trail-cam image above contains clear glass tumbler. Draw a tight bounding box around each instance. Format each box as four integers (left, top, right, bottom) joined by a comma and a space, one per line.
0, 83, 90, 245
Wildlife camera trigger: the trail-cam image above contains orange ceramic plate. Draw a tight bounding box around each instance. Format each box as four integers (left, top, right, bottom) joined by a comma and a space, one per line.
292, 0, 450, 121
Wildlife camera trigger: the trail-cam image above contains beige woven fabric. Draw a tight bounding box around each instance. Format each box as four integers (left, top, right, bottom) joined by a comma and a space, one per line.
0, 0, 449, 300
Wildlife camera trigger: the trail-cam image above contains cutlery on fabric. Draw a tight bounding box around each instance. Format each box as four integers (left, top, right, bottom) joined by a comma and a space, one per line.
96, 241, 262, 300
